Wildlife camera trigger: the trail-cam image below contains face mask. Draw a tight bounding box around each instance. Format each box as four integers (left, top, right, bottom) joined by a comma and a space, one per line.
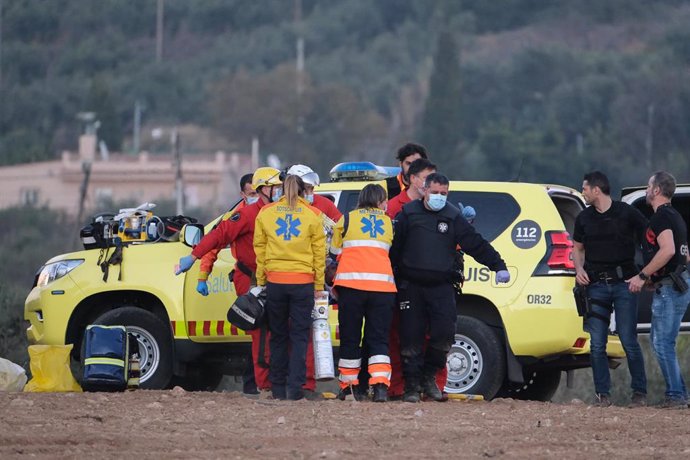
305, 193, 314, 204
271, 187, 283, 202
246, 196, 259, 205
427, 193, 447, 211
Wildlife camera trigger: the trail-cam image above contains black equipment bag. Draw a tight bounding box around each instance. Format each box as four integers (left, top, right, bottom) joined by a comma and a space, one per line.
82, 325, 129, 391
80, 213, 117, 250
227, 290, 266, 331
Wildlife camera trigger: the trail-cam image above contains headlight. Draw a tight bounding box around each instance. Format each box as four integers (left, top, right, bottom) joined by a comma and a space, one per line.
36, 260, 84, 287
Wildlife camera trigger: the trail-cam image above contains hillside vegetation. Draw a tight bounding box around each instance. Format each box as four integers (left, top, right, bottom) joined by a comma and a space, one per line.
2, 0, 690, 190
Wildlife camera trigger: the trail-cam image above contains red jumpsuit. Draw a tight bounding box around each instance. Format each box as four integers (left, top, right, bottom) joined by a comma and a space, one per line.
192, 200, 317, 391
312, 194, 342, 222
386, 192, 448, 397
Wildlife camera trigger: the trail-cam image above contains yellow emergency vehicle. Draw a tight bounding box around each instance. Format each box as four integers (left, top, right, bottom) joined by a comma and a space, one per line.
24, 162, 625, 399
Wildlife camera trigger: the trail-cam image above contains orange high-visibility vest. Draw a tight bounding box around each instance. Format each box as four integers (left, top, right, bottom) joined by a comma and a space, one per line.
332, 207, 396, 293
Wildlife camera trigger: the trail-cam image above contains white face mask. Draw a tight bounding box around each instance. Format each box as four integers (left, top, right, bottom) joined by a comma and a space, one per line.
271, 187, 283, 202
427, 193, 447, 211
305, 193, 314, 204
246, 196, 259, 205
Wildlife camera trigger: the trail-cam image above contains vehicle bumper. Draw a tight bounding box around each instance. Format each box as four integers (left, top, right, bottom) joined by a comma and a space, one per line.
24, 276, 81, 345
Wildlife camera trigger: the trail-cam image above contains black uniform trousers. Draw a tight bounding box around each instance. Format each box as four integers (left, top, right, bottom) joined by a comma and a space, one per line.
398, 280, 456, 386
265, 281, 313, 399
337, 286, 395, 361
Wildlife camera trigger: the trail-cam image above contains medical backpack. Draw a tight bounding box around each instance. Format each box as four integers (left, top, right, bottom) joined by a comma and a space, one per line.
81, 325, 140, 391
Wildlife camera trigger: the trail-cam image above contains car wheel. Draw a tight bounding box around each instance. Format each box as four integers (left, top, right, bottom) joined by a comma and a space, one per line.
93, 307, 173, 389
499, 369, 562, 401
444, 315, 506, 399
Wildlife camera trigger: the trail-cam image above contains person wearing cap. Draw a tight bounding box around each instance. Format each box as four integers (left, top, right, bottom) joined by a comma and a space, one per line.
254, 174, 326, 400
175, 167, 285, 392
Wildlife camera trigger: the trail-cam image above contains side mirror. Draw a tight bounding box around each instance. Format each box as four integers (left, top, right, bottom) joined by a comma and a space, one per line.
180, 224, 204, 247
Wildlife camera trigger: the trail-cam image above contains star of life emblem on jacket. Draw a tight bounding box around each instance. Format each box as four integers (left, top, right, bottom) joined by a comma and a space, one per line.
361, 214, 385, 238
276, 214, 301, 241
438, 222, 449, 233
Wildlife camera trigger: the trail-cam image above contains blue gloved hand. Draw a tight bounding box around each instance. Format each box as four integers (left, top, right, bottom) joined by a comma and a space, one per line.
196, 280, 209, 296
462, 205, 477, 223
175, 255, 195, 275
496, 270, 510, 283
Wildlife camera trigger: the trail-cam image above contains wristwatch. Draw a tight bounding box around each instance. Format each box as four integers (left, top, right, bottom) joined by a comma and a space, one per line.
638, 271, 649, 281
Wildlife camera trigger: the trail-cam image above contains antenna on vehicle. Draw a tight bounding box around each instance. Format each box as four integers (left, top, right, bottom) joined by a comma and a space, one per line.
510, 155, 525, 182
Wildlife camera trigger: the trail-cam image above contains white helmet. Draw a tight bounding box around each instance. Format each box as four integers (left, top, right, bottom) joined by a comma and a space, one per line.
287, 164, 320, 186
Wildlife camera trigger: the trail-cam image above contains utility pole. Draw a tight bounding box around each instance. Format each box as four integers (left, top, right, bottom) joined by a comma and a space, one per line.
0, 0, 4, 88
172, 128, 183, 215
645, 104, 654, 169
294, 0, 305, 135
76, 161, 92, 225
156, 0, 164, 63
251, 136, 259, 170
133, 100, 142, 154
295, 0, 304, 96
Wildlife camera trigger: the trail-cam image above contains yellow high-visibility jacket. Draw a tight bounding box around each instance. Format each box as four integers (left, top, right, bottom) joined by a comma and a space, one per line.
254, 196, 326, 290
331, 207, 396, 293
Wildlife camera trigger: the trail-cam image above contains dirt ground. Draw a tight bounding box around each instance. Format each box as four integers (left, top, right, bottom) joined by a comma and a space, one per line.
2, 388, 690, 459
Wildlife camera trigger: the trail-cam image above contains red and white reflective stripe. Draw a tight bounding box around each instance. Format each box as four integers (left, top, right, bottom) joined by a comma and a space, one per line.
368, 355, 392, 383
334, 272, 395, 283
342, 240, 391, 251
338, 358, 361, 386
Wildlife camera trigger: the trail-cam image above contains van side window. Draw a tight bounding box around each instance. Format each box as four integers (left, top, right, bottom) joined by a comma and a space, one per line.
448, 191, 521, 242
339, 191, 360, 214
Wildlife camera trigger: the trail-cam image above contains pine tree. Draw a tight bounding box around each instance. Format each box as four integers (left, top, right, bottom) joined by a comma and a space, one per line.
87, 77, 123, 152
419, 30, 463, 175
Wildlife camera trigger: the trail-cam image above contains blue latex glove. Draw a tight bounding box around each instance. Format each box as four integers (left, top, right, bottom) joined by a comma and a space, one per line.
196, 280, 209, 296
462, 205, 477, 223
176, 255, 195, 275
496, 270, 510, 283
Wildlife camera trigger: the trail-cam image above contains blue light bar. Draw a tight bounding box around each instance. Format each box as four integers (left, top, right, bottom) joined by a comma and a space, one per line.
329, 162, 401, 182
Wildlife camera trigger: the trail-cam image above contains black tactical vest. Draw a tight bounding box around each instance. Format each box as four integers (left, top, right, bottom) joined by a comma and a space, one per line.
399, 200, 459, 283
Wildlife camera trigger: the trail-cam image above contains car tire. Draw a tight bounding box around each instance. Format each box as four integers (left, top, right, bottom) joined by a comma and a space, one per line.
93, 307, 173, 389
444, 315, 506, 399
498, 369, 562, 401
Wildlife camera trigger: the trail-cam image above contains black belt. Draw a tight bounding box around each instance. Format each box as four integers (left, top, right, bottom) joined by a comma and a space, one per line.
586, 264, 635, 282
657, 268, 689, 285
235, 260, 254, 277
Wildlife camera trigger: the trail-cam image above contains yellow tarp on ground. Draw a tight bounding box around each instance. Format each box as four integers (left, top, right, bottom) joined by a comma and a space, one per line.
24, 345, 82, 392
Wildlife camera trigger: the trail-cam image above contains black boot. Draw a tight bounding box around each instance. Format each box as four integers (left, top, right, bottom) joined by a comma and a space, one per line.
337, 385, 364, 401
422, 373, 444, 402
403, 380, 421, 403
372, 384, 388, 403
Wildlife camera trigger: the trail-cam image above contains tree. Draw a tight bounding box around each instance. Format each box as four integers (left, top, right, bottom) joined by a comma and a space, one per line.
207, 64, 385, 175
419, 30, 463, 175
86, 77, 122, 151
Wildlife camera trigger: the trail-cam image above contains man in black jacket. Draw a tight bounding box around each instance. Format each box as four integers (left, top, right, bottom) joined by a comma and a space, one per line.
390, 173, 510, 403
